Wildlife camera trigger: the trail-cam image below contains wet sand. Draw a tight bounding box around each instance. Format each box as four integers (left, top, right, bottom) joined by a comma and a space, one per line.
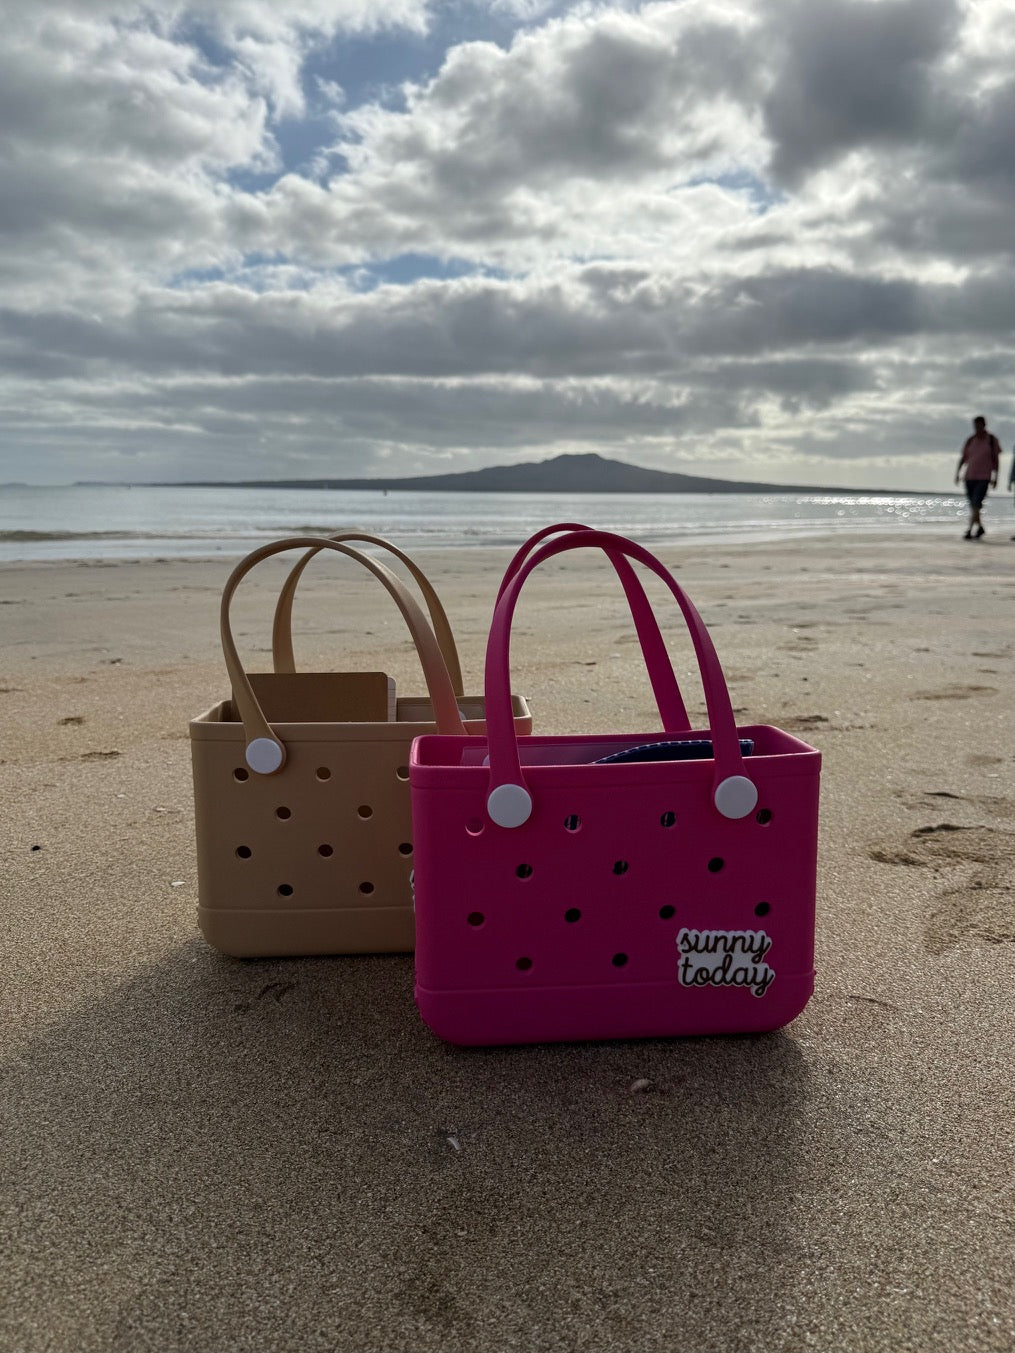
2, 532, 1014, 1352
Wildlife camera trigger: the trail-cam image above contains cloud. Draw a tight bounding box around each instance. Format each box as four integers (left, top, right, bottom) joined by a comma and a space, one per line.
0, 264, 931, 384
2, 0, 1015, 490
762, 0, 962, 185
259, 4, 766, 265
0, 0, 435, 305
0, 256, 999, 486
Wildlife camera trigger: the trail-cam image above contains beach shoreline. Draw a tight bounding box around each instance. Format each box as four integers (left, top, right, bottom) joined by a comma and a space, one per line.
3, 531, 1014, 1352
0, 481, 974, 566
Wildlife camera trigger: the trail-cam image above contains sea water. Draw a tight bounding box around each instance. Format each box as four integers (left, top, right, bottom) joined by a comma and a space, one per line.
0, 483, 964, 563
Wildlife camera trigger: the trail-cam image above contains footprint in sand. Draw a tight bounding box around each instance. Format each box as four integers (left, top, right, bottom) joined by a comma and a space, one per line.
867, 823, 1014, 954
967, 753, 1004, 767
894, 790, 1015, 822
895, 789, 963, 803
910, 684, 998, 701
868, 822, 1004, 867
780, 714, 831, 732
925, 884, 1015, 955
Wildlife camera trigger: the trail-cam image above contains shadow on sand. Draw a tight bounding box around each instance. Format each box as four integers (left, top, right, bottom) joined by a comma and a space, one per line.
5, 942, 811, 1352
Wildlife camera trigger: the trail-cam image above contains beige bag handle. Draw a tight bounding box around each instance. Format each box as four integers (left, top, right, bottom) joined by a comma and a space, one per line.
271, 532, 465, 695
221, 536, 467, 775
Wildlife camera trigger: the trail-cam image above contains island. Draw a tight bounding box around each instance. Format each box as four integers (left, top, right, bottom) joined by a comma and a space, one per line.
155, 452, 919, 495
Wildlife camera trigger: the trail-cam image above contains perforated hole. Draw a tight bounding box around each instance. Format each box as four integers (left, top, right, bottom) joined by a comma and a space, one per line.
516, 863, 533, 879
275, 806, 292, 820
516, 956, 533, 971
659, 904, 675, 920
233, 768, 249, 782
277, 884, 294, 897
359, 882, 375, 895
660, 811, 676, 828
396, 766, 409, 781
235, 846, 252, 859
564, 814, 582, 832
465, 817, 484, 836
612, 952, 629, 968
318, 844, 333, 857
564, 908, 581, 923
756, 808, 773, 825
315, 767, 331, 781
707, 857, 724, 873
357, 804, 373, 819
467, 912, 485, 927
398, 842, 413, 856
755, 901, 771, 917
612, 860, 629, 875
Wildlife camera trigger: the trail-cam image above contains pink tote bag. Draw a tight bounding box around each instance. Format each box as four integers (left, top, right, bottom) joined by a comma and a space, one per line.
410, 529, 822, 1046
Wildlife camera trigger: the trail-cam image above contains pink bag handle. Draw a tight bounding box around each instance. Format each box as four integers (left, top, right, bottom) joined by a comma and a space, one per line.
271, 532, 465, 695
483, 530, 758, 828
497, 523, 690, 730
221, 536, 466, 775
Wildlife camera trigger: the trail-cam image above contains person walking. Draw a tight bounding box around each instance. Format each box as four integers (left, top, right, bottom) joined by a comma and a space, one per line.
955, 415, 1000, 540
1009, 442, 1015, 540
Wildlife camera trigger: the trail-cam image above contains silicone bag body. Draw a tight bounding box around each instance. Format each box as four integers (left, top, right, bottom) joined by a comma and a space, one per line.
410, 530, 821, 1045
191, 693, 530, 957
411, 723, 818, 1043
189, 535, 531, 958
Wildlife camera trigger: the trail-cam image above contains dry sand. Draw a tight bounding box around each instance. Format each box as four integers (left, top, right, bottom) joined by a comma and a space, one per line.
2, 531, 1014, 1353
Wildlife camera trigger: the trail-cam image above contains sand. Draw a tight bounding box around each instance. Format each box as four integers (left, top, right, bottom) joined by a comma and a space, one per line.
2, 530, 1014, 1353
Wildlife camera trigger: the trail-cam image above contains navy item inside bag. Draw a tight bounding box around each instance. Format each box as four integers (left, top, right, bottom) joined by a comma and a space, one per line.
595, 738, 755, 764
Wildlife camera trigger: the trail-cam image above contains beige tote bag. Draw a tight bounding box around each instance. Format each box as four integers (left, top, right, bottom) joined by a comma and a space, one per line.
190, 535, 531, 958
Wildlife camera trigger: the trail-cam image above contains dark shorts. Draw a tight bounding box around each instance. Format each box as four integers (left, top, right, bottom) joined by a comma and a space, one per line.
965, 479, 990, 509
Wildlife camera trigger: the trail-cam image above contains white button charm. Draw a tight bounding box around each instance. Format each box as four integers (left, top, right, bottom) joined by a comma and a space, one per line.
245, 737, 285, 775
714, 775, 758, 819
487, 783, 533, 829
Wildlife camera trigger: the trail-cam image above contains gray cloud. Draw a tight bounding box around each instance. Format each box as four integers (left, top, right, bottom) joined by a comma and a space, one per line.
939, 79, 1015, 193
1, 367, 758, 485
0, 265, 940, 384
685, 269, 925, 354
762, 0, 961, 184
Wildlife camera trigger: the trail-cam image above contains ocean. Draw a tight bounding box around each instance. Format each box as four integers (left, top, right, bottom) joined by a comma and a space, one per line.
0, 483, 966, 563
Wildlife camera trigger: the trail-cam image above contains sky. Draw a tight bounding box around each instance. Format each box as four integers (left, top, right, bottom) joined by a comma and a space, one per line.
1, 0, 1014, 490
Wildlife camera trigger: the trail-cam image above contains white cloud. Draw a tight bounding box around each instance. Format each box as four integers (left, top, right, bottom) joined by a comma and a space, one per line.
272, 3, 766, 266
